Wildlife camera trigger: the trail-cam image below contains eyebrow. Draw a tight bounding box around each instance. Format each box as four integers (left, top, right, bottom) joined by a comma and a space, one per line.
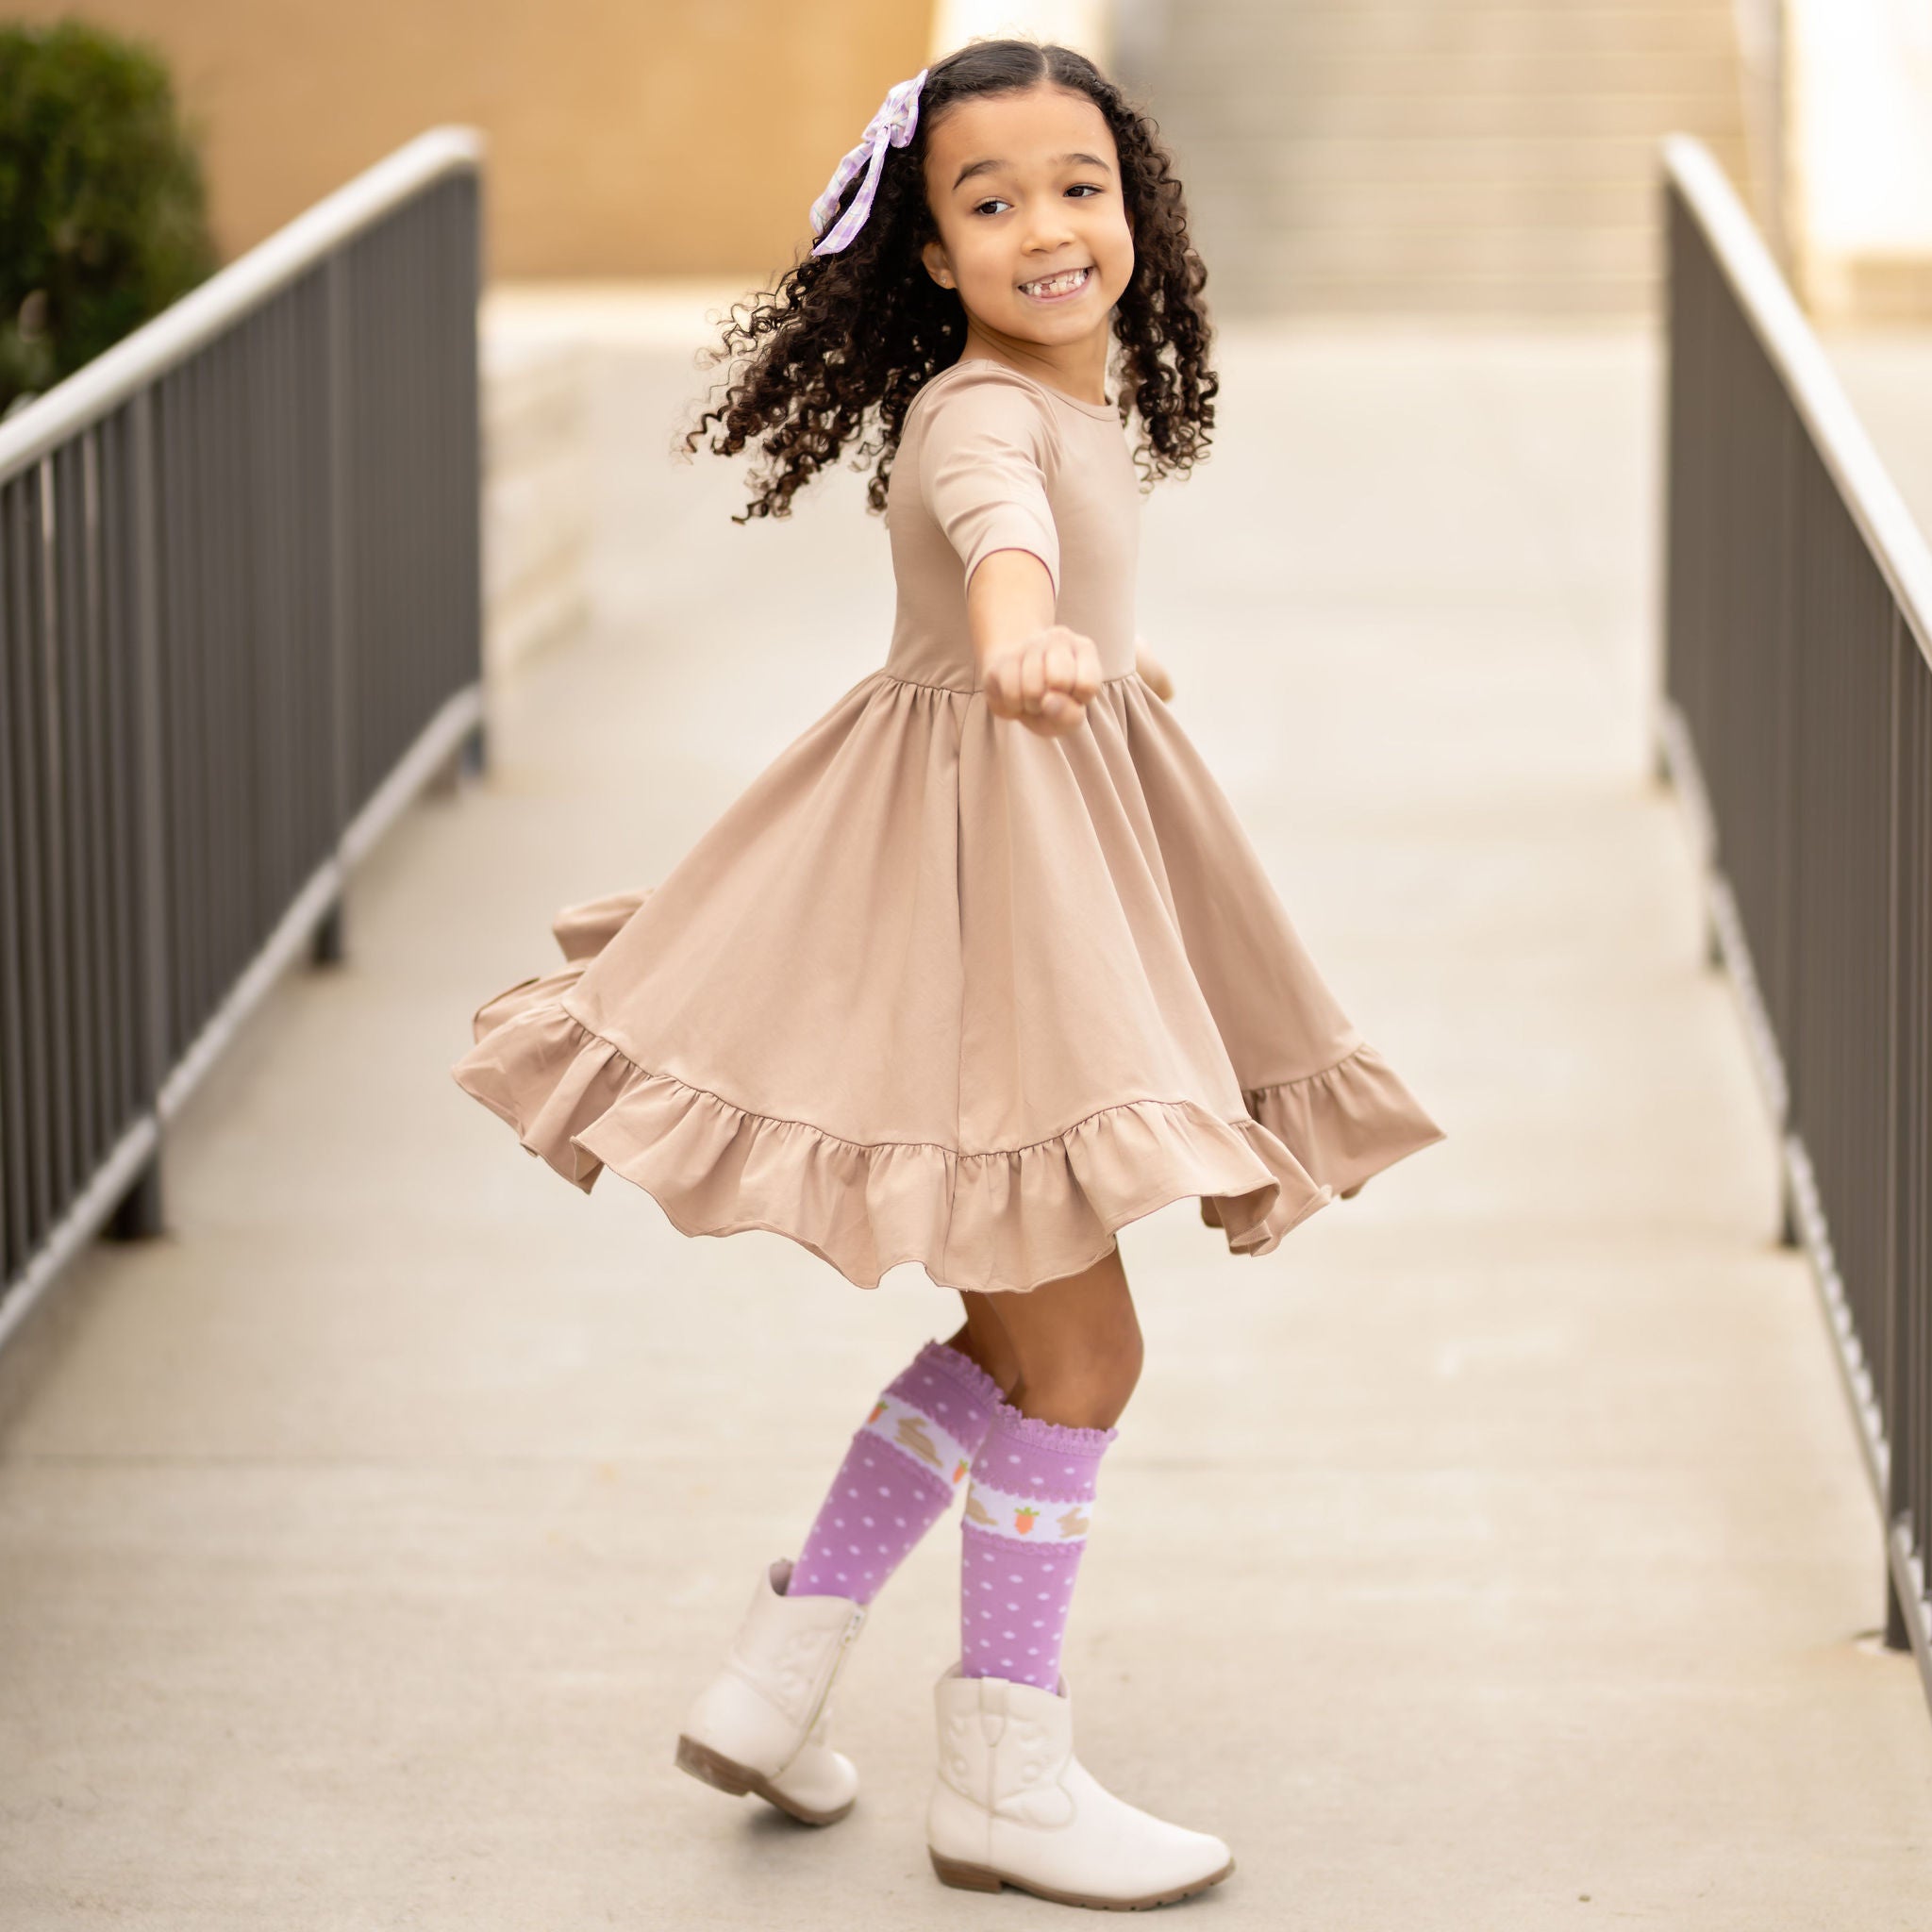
951, 151, 1112, 192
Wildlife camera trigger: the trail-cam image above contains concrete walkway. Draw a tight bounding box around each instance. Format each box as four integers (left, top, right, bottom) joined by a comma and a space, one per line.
3, 309, 1930, 1928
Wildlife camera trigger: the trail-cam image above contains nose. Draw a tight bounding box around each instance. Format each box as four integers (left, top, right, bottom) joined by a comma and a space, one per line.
1019, 192, 1079, 258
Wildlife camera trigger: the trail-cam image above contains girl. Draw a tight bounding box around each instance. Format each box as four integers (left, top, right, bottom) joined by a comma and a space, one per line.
451, 37, 1444, 1912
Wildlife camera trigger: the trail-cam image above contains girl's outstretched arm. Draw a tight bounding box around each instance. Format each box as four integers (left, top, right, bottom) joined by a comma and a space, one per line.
967, 548, 1102, 741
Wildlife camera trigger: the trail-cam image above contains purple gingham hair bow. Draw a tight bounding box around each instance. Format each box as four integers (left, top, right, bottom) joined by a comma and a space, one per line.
809, 69, 928, 258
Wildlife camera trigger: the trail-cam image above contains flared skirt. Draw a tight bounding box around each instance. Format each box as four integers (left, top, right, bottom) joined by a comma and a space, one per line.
450, 666, 1446, 1293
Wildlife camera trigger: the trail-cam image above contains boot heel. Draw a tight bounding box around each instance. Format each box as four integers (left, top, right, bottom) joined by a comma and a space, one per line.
675, 1734, 754, 1797
930, 1849, 1004, 1893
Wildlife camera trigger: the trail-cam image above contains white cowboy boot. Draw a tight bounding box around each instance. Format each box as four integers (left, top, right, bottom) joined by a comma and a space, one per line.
673, 1556, 868, 1826
925, 1661, 1235, 1907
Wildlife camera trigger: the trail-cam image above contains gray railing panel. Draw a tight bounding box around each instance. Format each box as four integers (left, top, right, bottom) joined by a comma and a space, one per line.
4, 467, 59, 1264
0, 129, 486, 1349
341, 175, 483, 813
1660, 135, 1932, 1719
147, 275, 347, 1067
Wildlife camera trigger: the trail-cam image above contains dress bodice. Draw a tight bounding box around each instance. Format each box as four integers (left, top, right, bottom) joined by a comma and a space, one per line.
882, 358, 1142, 691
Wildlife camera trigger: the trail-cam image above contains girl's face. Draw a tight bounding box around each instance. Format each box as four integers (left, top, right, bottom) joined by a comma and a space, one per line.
919, 85, 1134, 352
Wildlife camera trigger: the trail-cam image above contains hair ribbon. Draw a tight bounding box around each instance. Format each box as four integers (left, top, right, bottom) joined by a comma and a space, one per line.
808, 69, 928, 258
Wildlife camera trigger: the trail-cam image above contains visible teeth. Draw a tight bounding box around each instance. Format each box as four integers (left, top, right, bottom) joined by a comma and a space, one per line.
1024, 267, 1089, 296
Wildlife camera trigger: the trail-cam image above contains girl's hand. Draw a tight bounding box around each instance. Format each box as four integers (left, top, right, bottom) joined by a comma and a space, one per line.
982, 624, 1103, 740
1135, 636, 1174, 701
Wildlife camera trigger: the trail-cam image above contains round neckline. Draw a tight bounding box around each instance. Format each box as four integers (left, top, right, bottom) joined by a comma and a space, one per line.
932, 357, 1119, 420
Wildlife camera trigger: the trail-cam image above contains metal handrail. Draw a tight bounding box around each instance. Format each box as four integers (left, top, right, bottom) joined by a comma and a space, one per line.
1662, 134, 1932, 664
0, 127, 486, 1357
0, 127, 483, 482
1658, 133, 1932, 1722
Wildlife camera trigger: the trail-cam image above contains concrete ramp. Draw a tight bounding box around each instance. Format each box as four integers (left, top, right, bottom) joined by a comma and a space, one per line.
1, 315, 1928, 1927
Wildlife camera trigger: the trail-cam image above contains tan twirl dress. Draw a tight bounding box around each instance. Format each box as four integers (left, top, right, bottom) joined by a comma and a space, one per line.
450, 357, 1446, 1294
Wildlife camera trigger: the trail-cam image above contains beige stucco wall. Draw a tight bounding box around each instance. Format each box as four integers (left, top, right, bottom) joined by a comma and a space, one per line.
17, 0, 934, 278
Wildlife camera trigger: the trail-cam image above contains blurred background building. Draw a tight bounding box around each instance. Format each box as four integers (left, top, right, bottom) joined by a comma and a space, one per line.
10, 0, 1931, 322
17, 0, 1928, 680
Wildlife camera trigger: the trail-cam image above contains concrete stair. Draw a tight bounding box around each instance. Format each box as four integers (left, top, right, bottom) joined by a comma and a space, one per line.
1119, 0, 1752, 317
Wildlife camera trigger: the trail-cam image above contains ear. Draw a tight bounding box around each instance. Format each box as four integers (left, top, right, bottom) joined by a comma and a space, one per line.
921, 236, 956, 291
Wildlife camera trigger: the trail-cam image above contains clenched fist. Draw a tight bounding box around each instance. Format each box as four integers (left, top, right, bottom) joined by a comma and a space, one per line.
980, 624, 1103, 740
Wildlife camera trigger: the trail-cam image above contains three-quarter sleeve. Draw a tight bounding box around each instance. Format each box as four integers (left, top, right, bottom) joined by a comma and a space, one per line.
916, 368, 1062, 599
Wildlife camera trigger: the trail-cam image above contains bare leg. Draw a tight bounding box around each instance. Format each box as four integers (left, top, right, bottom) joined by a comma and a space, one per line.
977, 1243, 1144, 1432
943, 1291, 1023, 1397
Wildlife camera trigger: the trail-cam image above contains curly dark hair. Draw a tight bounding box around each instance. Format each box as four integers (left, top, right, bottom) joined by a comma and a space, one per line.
677, 38, 1217, 525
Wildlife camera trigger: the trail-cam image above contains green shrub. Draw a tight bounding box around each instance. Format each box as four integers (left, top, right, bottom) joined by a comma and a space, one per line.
0, 20, 219, 417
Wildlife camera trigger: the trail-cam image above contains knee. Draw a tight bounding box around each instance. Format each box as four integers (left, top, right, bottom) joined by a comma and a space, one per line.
1012, 1322, 1143, 1432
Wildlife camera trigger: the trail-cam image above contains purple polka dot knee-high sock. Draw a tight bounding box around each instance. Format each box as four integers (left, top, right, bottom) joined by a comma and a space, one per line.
788, 1338, 1006, 1604
960, 1398, 1118, 1694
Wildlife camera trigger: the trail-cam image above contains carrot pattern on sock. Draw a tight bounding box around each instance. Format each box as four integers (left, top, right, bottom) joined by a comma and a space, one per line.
960, 1398, 1118, 1692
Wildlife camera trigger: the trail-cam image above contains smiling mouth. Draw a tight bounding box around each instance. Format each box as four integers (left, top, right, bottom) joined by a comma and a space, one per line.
1019, 265, 1092, 299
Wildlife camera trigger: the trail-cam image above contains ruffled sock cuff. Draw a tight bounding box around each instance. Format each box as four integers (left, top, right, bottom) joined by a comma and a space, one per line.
919, 1335, 1008, 1413
983, 1395, 1119, 1461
